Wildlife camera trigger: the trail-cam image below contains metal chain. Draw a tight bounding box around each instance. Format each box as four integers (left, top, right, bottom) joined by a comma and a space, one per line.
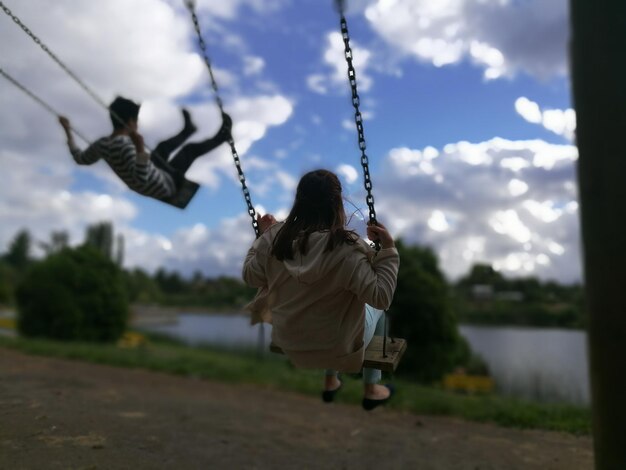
336, 1, 395, 358
184, 0, 259, 238
0, 1, 144, 148
335, 0, 377, 227
0, 66, 90, 144
0, 1, 108, 110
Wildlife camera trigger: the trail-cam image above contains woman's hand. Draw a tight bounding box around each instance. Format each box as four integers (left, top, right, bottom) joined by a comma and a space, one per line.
257, 213, 277, 233
366, 221, 395, 249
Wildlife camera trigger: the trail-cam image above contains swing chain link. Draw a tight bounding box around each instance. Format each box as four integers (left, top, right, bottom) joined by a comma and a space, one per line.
185, 0, 259, 238
335, 0, 377, 228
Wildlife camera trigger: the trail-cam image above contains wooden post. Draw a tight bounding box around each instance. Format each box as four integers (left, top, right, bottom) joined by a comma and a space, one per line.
570, 1, 626, 467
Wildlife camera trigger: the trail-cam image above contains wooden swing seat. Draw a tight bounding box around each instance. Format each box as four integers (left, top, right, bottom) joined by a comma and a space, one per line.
270, 336, 407, 373
156, 177, 199, 209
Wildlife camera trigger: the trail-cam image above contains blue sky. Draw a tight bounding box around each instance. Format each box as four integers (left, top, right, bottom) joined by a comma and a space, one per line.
0, 0, 579, 282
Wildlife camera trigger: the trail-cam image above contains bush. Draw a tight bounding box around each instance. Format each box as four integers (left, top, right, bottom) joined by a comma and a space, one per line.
16, 245, 128, 342
389, 241, 470, 383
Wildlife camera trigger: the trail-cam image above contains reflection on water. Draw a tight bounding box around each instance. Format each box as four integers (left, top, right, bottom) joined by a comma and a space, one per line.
141, 313, 590, 405
141, 313, 270, 349
460, 325, 589, 404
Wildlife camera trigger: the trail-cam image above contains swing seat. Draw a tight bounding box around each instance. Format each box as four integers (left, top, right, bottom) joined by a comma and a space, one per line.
156, 177, 200, 209
270, 336, 407, 373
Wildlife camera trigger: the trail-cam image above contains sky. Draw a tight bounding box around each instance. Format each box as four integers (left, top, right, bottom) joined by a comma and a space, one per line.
0, 0, 579, 283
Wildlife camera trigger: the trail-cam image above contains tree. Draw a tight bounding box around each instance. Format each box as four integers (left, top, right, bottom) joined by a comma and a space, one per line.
16, 245, 128, 342
4, 230, 32, 271
124, 268, 162, 303
456, 263, 506, 293
388, 240, 469, 383
84, 222, 114, 259
40, 230, 69, 255
115, 233, 125, 266
0, 260, 15, 305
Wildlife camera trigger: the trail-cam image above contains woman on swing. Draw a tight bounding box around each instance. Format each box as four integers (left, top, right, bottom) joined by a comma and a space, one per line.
59, 96, 232, 202
243, 169, 399, 410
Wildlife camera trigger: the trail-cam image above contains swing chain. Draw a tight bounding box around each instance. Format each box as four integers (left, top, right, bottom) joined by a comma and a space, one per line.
0, 1, 108, 112
0, 67, 90, 144
335, 0, 377, 227
0, 0, 143, 148
185, 0, 259, 238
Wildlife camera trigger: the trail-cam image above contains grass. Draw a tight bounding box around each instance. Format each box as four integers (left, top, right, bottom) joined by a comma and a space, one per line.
0, 333, 591, 436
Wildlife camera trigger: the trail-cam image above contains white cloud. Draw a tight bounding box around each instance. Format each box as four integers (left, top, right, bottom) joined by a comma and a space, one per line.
376, 134, 581, 281
243, 56, 265, 76
307, 32, 373, 95
336, 164, 359, 185
515, 97, 576, 141
515, 97, 543, 124
364, 0, 570, 80
123, 212, 257, 277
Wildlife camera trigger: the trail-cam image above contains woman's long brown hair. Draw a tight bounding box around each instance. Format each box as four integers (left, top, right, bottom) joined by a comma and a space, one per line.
271, 169, 358, 260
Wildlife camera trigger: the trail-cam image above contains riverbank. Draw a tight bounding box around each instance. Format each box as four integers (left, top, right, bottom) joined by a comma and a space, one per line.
0, 334, 591, 435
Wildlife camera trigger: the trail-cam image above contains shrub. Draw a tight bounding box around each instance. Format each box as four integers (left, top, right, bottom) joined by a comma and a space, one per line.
16, 245, 128, 342
389, 241, 470, 383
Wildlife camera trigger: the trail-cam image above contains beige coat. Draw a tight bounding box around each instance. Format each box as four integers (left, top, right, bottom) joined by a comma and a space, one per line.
242, 222, 399, 373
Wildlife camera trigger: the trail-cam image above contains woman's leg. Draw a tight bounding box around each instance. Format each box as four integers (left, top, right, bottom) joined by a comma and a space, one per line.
362, 305, 391, 400
167, 113, 231, 174
152, 109, 196, 161
321, 369, 341, 403
324, 369, 341, 390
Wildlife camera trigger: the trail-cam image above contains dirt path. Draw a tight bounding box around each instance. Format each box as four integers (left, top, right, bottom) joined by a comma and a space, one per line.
0, 348, 593, 470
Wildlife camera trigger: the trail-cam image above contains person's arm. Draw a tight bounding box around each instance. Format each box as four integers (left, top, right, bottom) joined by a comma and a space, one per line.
242, 215, 276, 287
341, 221, 400, 310
242, 237, 269, 288
59, 116, 99, 165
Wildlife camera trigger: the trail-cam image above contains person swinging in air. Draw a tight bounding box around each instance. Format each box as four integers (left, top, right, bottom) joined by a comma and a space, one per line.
59, 96, 232, 205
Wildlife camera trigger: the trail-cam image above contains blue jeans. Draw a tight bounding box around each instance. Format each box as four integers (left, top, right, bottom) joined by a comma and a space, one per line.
325, 305, 385, 384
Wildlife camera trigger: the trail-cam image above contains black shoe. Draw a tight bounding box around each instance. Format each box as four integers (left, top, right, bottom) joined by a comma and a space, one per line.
181, 108, 197, 135
362, 384, 395, 411
321, 382, 342, 403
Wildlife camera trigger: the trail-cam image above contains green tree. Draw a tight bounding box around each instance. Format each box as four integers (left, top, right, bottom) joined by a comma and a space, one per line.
84, 222, 114, 259
4, 229, 32, 271
124, 268, 162, 303
16, 245, 128, 342
0, 260, 15, 305
39, 230, 69, 256
389, 240, 469, 383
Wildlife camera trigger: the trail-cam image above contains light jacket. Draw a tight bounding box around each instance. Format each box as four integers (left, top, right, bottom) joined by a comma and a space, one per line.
242, 222, 399, 372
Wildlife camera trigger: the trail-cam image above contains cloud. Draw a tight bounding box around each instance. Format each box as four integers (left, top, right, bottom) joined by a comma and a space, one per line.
123, 212, 257, 277
307, 32, 373, 95
243, 56, 265, 76
375, 136, 581, 281
364, 0, 570, 80
515, 97, 576, 141
336, 164, 359, 185
0, 150, 138, 257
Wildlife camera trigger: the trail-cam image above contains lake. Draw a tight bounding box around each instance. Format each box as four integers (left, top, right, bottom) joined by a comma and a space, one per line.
140, 313, 590, 405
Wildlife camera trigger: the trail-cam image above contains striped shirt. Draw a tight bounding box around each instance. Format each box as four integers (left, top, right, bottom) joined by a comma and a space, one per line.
70, 135, 176, 199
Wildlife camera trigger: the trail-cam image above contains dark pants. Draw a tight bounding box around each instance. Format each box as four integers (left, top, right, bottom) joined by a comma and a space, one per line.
150, 125, 226, 183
